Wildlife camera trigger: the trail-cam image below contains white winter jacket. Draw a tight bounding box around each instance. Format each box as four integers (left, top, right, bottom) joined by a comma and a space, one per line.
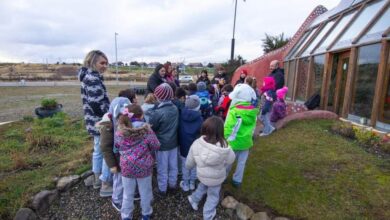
186, 136, 235, 186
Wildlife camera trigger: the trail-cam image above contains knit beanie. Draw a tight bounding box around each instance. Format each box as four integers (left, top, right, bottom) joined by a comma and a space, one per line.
185, 95, 201, 111
241, 68, 248, 76
154, 83, 174, 101
197, 81, 207, 91
261, 76, 276, 93
276, 86, 288, 100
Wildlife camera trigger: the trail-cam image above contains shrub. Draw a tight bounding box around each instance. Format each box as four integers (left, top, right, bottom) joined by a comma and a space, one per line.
380, 142, 390, 154
22, 115, 34, 122
40, 98, 57, 110
331, 121, 355, 139
353, 127, 381, 148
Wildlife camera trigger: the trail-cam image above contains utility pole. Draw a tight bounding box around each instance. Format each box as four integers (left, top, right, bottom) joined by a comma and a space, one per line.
230, 0, 238, 62
115, 32, 119, 84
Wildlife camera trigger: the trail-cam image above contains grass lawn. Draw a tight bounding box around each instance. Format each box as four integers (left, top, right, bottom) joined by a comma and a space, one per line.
0, 113, 91, 219
226, 119, 390, 220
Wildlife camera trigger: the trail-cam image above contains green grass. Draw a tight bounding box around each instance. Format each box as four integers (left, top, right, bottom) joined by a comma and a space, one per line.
226, 119, 390, 220
0, 113, 91, 219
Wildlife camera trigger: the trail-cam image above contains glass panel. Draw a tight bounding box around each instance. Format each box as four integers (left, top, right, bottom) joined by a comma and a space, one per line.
358, 6, 390, 44
312, 55, 325, 97
286, 60, 296, 99
350, 43, 381, 118
292, 27, 318, 58
333, 0, 386, 49
301, 20, 335, 57
296, 58, 310, 101
285, 31, 312, 60
315, 12, 355, 54
327, 55, 339, 110
382, 73, 390, 122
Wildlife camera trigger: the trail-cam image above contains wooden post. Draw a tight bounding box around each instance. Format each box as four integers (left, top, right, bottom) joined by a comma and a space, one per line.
341, 47, 358, 118
370, 40, 389, 126
305, 56, 314, 99
292, 58, 300, 101
321, 53, 332, 109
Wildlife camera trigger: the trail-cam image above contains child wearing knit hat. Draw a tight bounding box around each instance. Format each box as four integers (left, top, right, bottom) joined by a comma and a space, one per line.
178, 95, 203, 192
147, 83, 179, 196
196, 82, 213, 120
259, 77, 277, 136
270, 86, 288, 123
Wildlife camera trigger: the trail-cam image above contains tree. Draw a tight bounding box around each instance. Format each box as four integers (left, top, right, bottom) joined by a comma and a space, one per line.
261, 33, 290, 54
207, 63, 214, 68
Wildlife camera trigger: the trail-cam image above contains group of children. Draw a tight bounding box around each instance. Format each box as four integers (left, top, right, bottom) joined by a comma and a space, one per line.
94, 72, 289, 220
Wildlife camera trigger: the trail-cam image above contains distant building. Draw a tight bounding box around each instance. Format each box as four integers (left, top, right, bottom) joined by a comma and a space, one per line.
147, 62, 161, 68
187, 62, 203, 68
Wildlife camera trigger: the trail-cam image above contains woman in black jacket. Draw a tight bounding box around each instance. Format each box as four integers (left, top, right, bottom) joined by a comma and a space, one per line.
147, 64, 167, 94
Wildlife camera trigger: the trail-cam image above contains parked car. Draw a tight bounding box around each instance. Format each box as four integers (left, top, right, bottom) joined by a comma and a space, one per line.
179, 75, 193, 83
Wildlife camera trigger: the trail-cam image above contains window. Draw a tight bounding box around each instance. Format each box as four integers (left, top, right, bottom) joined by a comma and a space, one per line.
327, 55, 339, 110
349, 43, 381, 118
285, 31, 312, 60
333, 0, 386, 49
286, 60, 296, 100
312, 55, 325, 97
301, 20, 335, 57
379, 46, 390, 123
358, 6, 390, 44
296, 58, 310, 101
292, 27, 319, 58
315, 12, 356, 54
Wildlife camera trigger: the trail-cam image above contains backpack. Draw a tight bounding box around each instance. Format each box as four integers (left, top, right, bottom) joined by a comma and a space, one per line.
197, 91, 212, 119
304, 94, 320, 110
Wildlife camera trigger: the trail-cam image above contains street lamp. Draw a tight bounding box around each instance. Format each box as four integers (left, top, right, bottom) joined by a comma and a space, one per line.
231, 0, 245, 62
115, 32, 119, 83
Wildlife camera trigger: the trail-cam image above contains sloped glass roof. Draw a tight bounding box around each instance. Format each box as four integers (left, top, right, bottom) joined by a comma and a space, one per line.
292, 27, 319, 58
285, 30, 313, 60
301, 20, 336, 56
332, 0, 386, 50
314, 11, 355, 54
358, 5, 390, 43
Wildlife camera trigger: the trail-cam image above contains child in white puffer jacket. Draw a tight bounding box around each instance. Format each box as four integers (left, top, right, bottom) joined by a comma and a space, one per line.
186, 116, 235, 220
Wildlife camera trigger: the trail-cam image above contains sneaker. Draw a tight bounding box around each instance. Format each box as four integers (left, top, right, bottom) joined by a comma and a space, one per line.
111, 200, 121, 212
259, 132, 268, 137
142, 215, 151, 220
231, 180, 241, 188
154, 189, 167, 199
180, 181, 189, 192
189, 181, 196, 191
93, 174, 101, 189
187, 196, 198, 211
100, 182, 113, 197
134, 191, 140, 201
270, 126, 276, 133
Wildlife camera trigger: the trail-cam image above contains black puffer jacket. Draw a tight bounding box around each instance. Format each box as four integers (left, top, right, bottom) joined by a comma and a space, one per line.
268, 68, 285, 90
147, 65, 166, 94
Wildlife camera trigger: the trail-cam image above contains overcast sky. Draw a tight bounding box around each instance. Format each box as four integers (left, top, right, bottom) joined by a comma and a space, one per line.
0, 0, 340, 64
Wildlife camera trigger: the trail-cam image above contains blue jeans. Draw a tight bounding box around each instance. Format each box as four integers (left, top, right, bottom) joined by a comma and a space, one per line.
261, 112, 274, 134
190, 182, 221, 220
112, 172, 123, 204
156, 148, 178, 192
181, 156, 197, 186
121, 175, 153, 219
93, 135, 112, 182
226, 150, 249, 183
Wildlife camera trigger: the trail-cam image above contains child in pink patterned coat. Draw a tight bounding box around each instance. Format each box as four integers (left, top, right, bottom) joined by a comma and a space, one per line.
115, 104, 160, 220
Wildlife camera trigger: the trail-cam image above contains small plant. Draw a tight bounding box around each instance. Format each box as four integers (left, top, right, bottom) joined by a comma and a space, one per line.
331, 121, 355, 139
353, 127, 381, 147
40, 98, 58, 110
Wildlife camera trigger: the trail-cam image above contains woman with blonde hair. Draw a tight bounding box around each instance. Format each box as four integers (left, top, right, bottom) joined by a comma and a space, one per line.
78, 50, 112, 197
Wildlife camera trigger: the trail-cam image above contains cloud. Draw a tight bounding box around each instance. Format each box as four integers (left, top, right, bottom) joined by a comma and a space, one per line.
0, 0, 340, 63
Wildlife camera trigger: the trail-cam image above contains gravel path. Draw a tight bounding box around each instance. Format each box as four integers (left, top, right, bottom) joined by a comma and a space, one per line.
42, 175, 233, 220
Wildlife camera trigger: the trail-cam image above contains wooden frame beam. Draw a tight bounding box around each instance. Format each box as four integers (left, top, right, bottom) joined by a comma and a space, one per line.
292, 58, 300, 101
320, 53, 332, 109
341, 47, 358, 118
371, 39, 390, 126
305, 56, 315, 99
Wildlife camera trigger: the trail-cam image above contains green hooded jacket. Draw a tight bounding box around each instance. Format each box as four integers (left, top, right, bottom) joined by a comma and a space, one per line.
224, 101, 259, 151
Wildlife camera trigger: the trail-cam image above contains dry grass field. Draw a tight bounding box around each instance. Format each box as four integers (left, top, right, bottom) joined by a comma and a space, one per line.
0, 84, 143, 122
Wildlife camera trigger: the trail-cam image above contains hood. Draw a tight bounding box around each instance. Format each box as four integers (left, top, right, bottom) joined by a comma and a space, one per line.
78, 67, 88, 82
181, 108, 202, 122
197, 136, 231, 166
95, 113, 112, 128
109, 97, 131, 119
117, 122, 150, 139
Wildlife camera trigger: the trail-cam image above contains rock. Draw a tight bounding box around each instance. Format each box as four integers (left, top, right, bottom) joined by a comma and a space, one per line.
221, 196, 239, 209
31, 190, 58, 215
275, 110, 338, 130
251, 212, 270, 220
14, 208, 37, 220
274, 217, 290, 220
235, 203, 254, 220
84, 175, 94, 187
225, 209, 235, 219
56, 175, 80, 191
80, 170, 93, 179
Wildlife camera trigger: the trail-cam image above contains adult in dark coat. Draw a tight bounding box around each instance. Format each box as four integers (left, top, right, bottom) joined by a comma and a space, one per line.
212, 66, 228, 84
196, 69, 211, 86
235, 69, 248, 86
147, 64, 166, 94
268, 60, 285, 90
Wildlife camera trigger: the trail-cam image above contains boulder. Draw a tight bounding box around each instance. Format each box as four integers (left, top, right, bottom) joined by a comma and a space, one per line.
221, 196, 239, 209
56, 175, 80, 191
84, 175, 94, 187
236, 202, 254, 220
80, 170, 93, 179
14, 208, 37, 220
31, 190, 58, 215
274, 217, 290, 220
251, 212, 270, 220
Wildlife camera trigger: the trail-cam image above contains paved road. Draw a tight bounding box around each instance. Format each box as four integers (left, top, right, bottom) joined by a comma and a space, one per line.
0, 80, 147, 87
